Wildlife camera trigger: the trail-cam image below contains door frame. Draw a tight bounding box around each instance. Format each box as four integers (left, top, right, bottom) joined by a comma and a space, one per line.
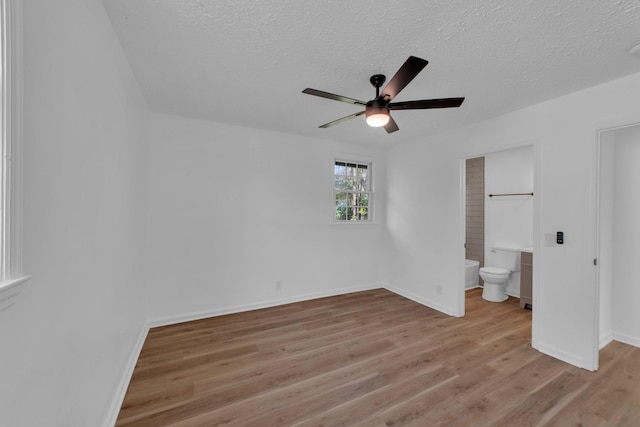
458, 139, 542, 349
594, 121, 640, 353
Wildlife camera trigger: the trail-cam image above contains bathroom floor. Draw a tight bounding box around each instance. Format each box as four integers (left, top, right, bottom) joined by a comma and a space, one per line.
465, 287, 532, 341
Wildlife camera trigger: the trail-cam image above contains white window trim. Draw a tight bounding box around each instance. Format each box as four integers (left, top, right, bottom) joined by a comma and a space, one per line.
0, 0, 28, 310
330, 153, 376, 226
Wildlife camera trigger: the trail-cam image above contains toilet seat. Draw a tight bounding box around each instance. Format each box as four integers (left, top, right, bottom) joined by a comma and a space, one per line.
480, 266, 510, 275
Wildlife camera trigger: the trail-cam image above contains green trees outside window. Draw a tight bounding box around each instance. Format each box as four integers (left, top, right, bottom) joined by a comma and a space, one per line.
334, 161, 371, 222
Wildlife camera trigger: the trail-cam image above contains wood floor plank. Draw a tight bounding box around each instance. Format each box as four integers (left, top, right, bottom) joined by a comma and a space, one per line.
290, 367, 456, 427
116, 288, 640, 426
544, 345, 640, 426
490, 371, 590, 427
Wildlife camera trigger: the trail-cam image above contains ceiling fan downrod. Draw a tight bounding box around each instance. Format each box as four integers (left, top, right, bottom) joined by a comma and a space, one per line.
369, 74, 386, 99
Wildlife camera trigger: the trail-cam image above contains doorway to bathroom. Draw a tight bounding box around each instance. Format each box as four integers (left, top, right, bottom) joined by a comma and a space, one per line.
597, 122, 640, 353
461, 145, 536, 336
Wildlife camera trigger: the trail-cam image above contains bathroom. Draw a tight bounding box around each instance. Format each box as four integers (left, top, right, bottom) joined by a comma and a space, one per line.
464, 146, 534, 306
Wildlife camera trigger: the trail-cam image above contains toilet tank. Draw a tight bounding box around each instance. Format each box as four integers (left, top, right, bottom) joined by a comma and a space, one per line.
490, 247, 521, 271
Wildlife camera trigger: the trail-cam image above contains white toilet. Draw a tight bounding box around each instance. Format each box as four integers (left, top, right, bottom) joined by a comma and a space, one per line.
479, 247, 521, 302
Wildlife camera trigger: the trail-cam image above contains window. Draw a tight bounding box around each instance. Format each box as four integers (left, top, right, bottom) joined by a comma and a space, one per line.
0, 0, 27, 303
333, 160, 372, 222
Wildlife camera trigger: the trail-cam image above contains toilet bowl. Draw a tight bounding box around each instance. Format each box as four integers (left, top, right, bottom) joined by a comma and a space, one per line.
479, 247, 520, 302
479, 266, 511, 302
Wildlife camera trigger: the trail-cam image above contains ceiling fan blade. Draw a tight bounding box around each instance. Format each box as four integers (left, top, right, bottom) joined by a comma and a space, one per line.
378, 56, 428, 103
302, 88, 367, 106
389, 97, 465, 110
319, 110, 365, 128
384, 116, 399, 133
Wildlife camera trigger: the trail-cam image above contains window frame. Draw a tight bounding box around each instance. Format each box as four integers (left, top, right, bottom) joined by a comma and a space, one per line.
0, 0, 28, 306
331, 155, 374, 224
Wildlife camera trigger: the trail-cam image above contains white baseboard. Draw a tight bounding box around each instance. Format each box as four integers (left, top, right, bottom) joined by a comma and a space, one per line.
103, 324, 149, 427
383, 284, 459, 317
534, 341, 585, 369
148, 283, 383, 328
612, 332, 640, 348
599, 331, 614, 349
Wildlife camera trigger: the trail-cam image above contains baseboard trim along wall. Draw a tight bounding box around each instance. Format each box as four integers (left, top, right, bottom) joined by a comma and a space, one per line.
148, 283, 384, 328
535, 341, 585, 370
383, 284, 460, 318
599, 332, 614, 350
103, 325, 149, 427
613, 332, 640, 349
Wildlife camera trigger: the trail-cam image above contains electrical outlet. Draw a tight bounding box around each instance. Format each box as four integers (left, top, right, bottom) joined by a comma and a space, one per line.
275, 280, 282, 290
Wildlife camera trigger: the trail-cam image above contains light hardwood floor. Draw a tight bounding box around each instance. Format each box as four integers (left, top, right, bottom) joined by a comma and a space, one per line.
116, 288, 640, 426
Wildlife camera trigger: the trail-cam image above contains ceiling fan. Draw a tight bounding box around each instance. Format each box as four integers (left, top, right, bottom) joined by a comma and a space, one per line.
302, 56, 465, 133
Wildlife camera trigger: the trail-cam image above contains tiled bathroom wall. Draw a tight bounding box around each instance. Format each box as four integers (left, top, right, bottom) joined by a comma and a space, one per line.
466, 157, 484, 278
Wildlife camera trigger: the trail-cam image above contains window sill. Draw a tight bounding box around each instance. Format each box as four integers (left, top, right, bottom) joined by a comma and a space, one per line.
329, 221, 378, 229
0, 275, 31, 313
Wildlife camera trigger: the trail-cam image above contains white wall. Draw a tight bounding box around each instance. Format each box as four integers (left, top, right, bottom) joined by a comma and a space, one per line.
598, 131, 615, 347
3, 2, 639, 424
385, 139, 463, 315
0, 1, 148, 426
145, 112, 387, 323
387, 71, 640, 370
484, 146, 534, 296
611, 125, 640, 347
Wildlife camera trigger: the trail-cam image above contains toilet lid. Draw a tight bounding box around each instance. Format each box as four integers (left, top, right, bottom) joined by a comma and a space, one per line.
480, 267, 510, 275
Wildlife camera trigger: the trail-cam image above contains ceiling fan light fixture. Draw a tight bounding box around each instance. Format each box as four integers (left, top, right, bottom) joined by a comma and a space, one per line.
365, 105, 390, 127
302, 56, 464, 134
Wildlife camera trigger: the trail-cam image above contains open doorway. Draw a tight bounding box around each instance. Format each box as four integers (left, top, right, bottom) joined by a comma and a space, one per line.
597, 123, 640, 352
461, 145, 536, 338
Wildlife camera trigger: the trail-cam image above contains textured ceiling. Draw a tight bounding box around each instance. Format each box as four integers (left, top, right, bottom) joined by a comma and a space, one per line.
103, 0, 640, 146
